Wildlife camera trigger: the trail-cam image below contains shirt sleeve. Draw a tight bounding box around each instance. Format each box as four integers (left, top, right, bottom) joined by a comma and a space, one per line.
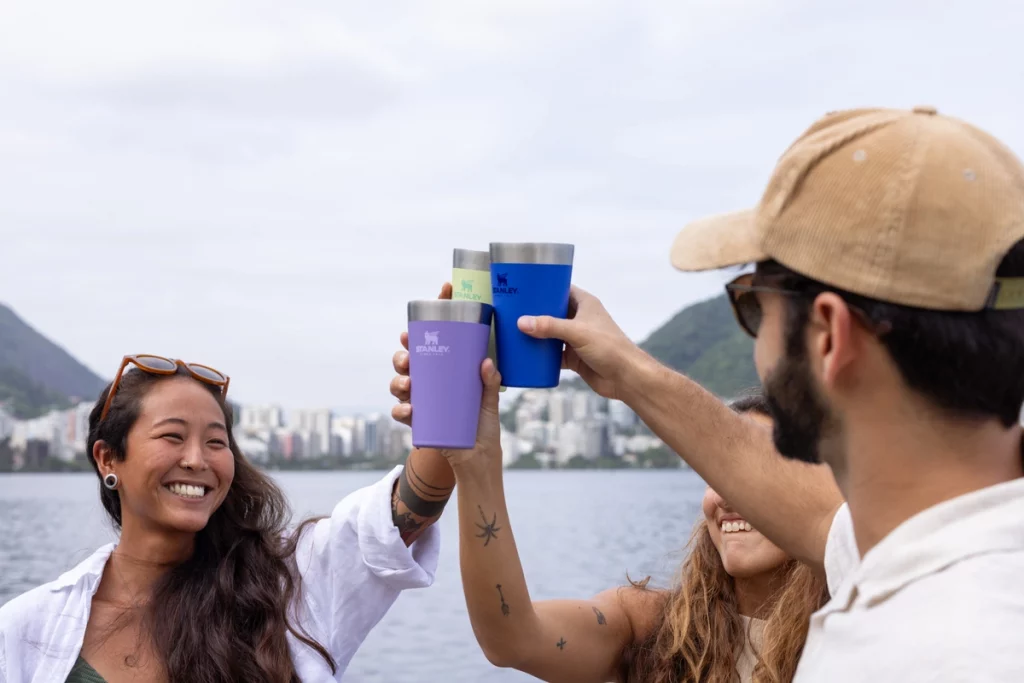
824, 502, 860, 597
291, 465, 441, 660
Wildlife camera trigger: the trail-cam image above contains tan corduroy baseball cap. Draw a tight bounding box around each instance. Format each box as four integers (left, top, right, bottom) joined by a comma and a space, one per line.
670, 106, 1024, 311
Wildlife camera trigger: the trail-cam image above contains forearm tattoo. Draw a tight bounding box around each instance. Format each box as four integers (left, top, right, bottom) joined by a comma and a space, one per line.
407, 459, 451, 494
556, 638, 567, 650
391, 487, 425, 540
391, 463, 453, 542
474, 505, 501, 546
396, 463, 451, 518
496, 584, 510, 616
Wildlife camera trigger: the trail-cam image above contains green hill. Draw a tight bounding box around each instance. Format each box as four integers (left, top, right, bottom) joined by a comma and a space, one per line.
0, 303, 106, 419
639, 293, 758, 398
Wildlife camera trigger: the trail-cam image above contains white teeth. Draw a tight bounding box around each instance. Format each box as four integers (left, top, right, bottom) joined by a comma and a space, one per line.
721, 520, 754, 533
166, 483, 206, 498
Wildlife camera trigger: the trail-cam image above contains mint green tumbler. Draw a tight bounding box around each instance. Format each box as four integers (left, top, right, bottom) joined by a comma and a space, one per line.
452, 248, 504, 391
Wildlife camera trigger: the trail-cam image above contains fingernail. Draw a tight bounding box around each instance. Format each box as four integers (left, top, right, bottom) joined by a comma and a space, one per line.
518, 316, 536, 332
401, 377, 410, 389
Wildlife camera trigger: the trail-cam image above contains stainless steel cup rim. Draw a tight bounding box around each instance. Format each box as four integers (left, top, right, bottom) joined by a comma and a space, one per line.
489, 242, 574, 265
453, 248, 491, 272
408, 300, 494, 324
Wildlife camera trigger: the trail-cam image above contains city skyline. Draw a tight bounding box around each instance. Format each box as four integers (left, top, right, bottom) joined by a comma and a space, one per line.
0, 382, 668, 471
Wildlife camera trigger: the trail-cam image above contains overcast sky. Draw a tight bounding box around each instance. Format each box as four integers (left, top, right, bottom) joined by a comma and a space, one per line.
1, 0, 1021, 413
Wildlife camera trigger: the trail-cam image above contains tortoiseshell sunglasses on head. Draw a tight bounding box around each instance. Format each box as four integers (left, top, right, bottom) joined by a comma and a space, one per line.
99, 354, 230, 422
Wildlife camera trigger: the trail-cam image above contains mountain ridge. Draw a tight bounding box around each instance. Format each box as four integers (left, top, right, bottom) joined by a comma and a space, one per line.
0, 302, 106, 418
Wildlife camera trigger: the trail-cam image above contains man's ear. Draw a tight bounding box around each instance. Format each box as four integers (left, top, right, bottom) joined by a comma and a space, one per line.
808, 292, 859, 390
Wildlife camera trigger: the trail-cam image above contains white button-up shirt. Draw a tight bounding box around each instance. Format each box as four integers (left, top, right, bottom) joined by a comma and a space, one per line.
795, 477, 1024, 682
0, 466, 439, 682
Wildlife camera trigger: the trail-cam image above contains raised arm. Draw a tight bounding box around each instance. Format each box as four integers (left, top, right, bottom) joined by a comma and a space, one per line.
390, 447, 454, 546
518, 286, 843, 574
389, 281, 458, 546
445, 362, 661, 683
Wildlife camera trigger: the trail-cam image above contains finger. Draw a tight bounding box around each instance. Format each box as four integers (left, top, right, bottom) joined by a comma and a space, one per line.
566, 285, 594, 319
479, 359, 502, 415
392, 350, 410, 375
439, 282, 453, 300
569, 284, 593, 301
400, 331, 409, 351
517, 314, 581, 346
391, 403, 412, 427
389, 375, 411, 402
562, 346, 582, 374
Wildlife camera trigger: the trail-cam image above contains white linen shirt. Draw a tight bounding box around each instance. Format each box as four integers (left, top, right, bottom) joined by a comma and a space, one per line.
794, 477, 1024, 682
0, 466, 439, 683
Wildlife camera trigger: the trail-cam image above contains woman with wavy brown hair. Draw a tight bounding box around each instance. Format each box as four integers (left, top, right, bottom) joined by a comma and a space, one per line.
0, 354, 455, 683
389, 345, 828, 683
622, 396, 829, 681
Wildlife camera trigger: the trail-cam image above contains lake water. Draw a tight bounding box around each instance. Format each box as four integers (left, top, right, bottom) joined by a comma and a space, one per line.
0, 469, 706, 682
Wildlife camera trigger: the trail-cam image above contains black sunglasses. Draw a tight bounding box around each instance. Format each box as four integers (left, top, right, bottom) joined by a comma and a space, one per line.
724, 273, 796, 338
724, 273, 890, 339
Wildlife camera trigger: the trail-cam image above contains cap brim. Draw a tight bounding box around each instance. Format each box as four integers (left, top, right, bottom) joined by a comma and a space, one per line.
670, 209, 766, 272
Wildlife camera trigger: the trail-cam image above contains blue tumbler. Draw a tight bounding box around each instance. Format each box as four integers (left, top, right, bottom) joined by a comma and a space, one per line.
489, 242, 574, 388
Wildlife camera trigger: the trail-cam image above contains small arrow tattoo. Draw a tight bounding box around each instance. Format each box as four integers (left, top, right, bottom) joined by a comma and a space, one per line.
496, 584, 510, 617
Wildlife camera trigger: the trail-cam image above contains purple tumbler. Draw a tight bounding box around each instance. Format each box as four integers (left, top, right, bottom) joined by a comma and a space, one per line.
408, 300, 494, 449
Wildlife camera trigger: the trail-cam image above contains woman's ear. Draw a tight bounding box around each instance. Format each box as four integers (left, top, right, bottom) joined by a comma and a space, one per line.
92, 440, 115, 475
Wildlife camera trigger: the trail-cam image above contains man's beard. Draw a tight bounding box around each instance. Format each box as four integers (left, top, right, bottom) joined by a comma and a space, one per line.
763, 341, 833, 465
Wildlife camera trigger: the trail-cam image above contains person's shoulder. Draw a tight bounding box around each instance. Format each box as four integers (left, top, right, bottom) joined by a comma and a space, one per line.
834, 567, 1024, 679
0, 544, 114, 634
594, 583, 670, 643
0, 581, 65, 633
906, 549, 1024, 613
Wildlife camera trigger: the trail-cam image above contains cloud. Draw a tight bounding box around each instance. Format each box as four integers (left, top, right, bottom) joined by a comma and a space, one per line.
0, 0, 1021, 409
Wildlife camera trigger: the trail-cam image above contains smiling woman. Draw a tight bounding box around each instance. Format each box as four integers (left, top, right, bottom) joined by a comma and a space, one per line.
623, 398, 826, 683
0, 356, 452, 683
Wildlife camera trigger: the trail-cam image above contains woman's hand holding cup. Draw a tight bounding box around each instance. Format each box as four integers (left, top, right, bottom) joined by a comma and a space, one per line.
391, 282, 503, 468
390, 282, 451, 423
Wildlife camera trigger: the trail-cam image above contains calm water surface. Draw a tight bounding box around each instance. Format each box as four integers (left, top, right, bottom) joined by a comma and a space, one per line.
0, 470, 705, 682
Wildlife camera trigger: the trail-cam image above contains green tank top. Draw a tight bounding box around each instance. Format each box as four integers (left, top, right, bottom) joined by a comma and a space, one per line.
66, 656, 106, 683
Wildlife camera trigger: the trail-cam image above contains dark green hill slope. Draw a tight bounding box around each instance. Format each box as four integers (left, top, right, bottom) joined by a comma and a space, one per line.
0, 303, 106, 418
638, 293, 758, 398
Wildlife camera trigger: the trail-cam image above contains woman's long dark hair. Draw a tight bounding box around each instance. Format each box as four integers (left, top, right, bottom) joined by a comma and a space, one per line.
621, 389, 829, 683
86, 366, 334, 683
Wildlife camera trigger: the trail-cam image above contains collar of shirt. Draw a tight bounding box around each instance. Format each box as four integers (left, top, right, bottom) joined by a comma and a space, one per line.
48, 544, 115, 593
822, 476, 1024, 613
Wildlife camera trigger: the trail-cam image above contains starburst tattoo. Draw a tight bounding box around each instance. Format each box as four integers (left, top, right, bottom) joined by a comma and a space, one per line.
475, 505, 501, 546
556, 638, 567, 650
593, 606, 607, 625
496, 584, 510, 616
